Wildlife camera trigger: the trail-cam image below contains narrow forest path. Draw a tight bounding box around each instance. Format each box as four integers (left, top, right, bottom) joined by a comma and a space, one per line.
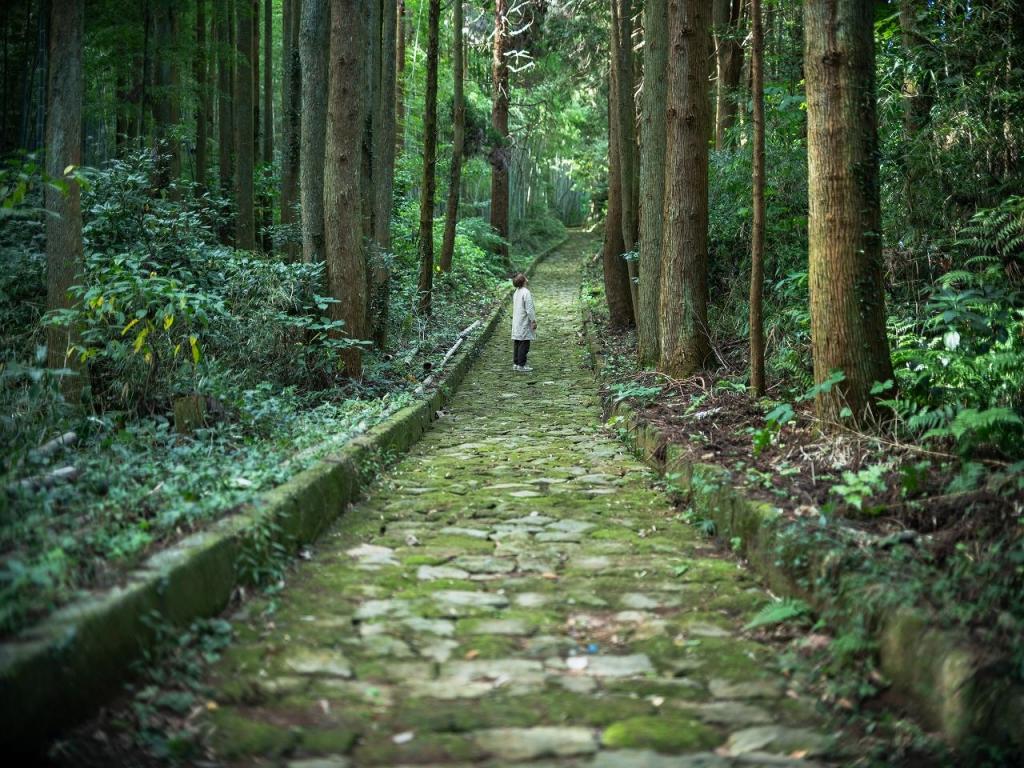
202, 233, 840, 767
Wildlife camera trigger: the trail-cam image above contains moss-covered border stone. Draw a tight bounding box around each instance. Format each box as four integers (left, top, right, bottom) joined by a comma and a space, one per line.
0, 237, 568, 756
581, 303, 1024, 754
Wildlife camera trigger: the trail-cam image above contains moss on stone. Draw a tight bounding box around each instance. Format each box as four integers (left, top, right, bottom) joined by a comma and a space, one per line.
207, 708, 298, 759
600, 714, 723, 752
353, 731, 484, 765
298, 725, 360, 754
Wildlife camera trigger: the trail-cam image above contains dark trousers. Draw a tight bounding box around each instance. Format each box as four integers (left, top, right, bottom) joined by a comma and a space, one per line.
513, 339, 531, 366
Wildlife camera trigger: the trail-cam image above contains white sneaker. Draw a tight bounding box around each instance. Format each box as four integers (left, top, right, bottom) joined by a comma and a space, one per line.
513, 364, 522, 371
520, 365, 534, 372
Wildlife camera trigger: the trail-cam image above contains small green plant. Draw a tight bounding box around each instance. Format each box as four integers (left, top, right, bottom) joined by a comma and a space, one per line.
609, 382, 663, 407
744, 598, 812, 631
751, 402, 796, 456
830, 463, 890, 513
236, 513, 289, 587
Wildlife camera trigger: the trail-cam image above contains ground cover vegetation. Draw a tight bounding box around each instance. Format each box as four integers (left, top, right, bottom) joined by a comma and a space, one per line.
0, 0, 594, 637
585, 0, 1024, 750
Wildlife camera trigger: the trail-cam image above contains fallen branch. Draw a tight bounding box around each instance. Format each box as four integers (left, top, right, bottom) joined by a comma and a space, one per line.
414, 329, 471, 396
13, 465, 80, 492
36, 431, 77, 458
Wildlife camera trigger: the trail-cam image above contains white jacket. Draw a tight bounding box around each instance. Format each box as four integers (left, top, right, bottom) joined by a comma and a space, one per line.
511, 287, 536, 340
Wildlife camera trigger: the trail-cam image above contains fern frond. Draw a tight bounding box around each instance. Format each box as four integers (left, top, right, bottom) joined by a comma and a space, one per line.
744, 598, 812, 631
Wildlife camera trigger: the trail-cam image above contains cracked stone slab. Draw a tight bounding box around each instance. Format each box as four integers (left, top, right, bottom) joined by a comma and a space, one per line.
709, 678, 786, 700
725, 725, 835, 757
439, 526, 492, 539
417, 564, 471, 581
450, 555, 517, 574
567, 654, 655, 677
590, 752, 731, 768
286, 758, 351, 768
546, 519, 597, 534
472, 727, 598, 760
354, 599, 412, 620
283, 649, 352, 678
431, 590, 510, 617
459, 618, 535, 636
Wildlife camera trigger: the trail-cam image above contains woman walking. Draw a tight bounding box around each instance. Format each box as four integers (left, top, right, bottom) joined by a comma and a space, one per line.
511, 272, 537, 372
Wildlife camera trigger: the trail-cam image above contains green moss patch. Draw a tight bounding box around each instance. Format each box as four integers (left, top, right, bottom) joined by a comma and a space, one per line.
600, 715, 723, 752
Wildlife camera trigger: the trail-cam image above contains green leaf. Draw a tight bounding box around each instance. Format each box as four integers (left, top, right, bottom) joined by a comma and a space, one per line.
744, 598, 812, 631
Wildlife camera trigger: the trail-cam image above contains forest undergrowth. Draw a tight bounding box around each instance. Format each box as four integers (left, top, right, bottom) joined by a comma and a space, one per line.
584, 117, 1024, 718
0, 151, 565, 637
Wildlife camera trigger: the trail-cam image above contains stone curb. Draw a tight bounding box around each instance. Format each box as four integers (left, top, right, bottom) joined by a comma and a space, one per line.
0, 235, 569, 754
580, 303, 1024, 753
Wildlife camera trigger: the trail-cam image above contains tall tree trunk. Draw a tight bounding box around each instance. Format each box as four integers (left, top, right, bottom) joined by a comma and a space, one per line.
195, 0, 209, 189
253, 0, 270, 250
300, 0, 329, 263
262, 0, 273, 166
45, 0, 86, 396
234, 0, 256, 249
659, 0, 711, 377
417, 0, 440, 314
898, 0, 930, 241
749, 0, 765, 396
370, 0, 398, 347
713, 0, 743, 149
490, 0, 510, 262
805, 0, 894, 424
281, 0, 301, 258
395, 0, 406, 153
637, 0, 667, 366
154, 2, 181, 191
613, 0, 639, 316
363, 2, 380, 238
603, 23, 635, 329
141, 2, 152, 144
252, 0, 259, 159
35, 0, 47, 151
218, 0, 234, 202
439, 0, 464, 273
325, 0, 369, 376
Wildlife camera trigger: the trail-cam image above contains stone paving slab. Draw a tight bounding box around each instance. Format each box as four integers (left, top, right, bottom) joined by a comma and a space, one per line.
200, 235, 841, 766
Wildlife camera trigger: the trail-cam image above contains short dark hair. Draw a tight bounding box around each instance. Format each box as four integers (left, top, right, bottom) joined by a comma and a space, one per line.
512, 273, 527, 288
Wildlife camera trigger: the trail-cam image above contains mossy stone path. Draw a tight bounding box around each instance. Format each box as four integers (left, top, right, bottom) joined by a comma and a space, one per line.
203, 234, 838, 767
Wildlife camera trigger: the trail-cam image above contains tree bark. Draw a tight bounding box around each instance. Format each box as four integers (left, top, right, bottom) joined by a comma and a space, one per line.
370, 0, 398, 346
395, 0, 406, 153
490, 0, 510, 262
805, 0, 894, 424
262, 0, 273, 166
417, 0, 440, 314
45, 0, 86, 396
749, 0, 765, 396
637, 0, 667, 366
300, 0, 329, 263
281, 0, 301, 258
713, 0, 743, 149
325, 0, 369, 376
234, 0, 256, 249
603, 18, 635, 329
659, 0, 711, 378
439, 0, 464, 273
154, 2, 181, 191
218, 0, 234, 202
195, 0, 209, 190
613, 0, 639, 316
